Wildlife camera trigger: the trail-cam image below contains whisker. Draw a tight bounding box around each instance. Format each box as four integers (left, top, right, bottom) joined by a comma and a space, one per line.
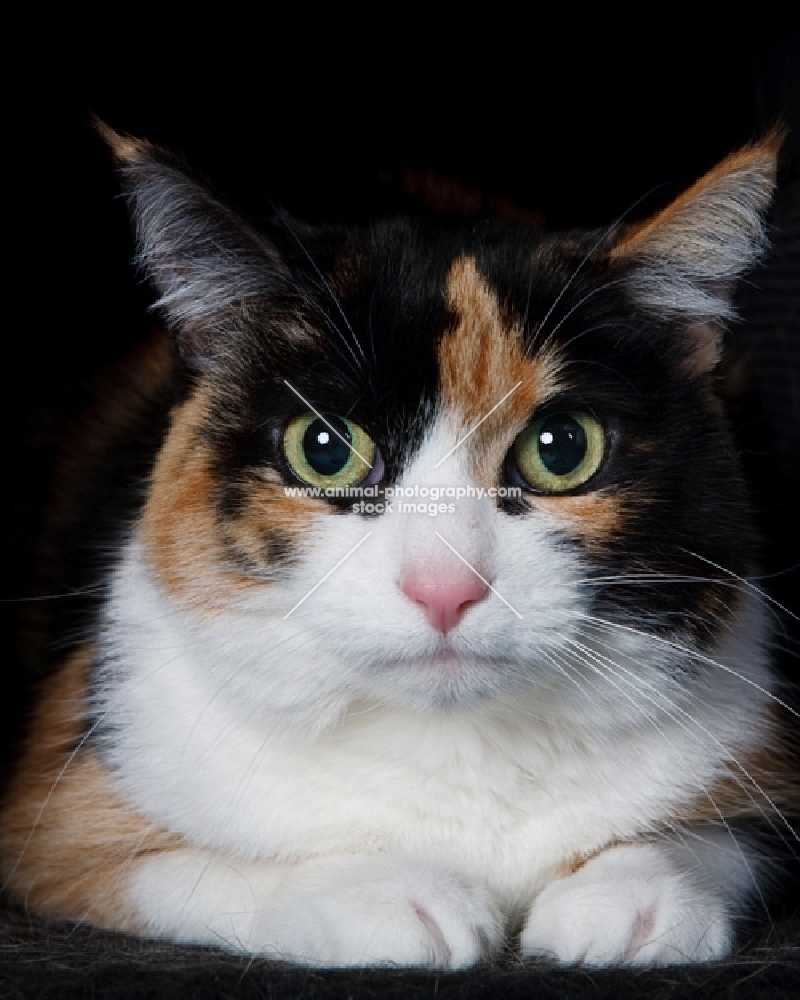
574, 612, 800, 722
534, 279, 628, 358
67, 822, 160, 936
527, 186, 662, 358
567, 630, 799, 850
679, 549, 800, 624
572, 568, 794, 638
554, 320, 636, 356
274, 209, 367, 368
0, 584, 108, 604
559, 636, 779, 916
532, 645, 604, 702
0, 713, 105, 895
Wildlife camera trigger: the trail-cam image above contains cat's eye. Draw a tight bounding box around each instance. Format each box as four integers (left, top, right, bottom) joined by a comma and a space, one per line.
283, 412, 376, 488
512, 411, 605, 493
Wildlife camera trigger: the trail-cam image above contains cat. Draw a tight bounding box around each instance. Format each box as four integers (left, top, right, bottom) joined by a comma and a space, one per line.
1, 123, 797, 969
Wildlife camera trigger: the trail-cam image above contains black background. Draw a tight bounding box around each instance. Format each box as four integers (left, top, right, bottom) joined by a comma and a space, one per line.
2, 35, 800, 998
7, 36, 798, 666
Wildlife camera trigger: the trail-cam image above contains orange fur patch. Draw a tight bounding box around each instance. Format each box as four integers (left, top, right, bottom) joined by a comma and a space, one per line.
222, 470, 324, 572
0, 646, 183, 930
140, 386, 324, 606
439, 257, 630, 544
532, 490, 625, 546
610, 133, 782, 263
139, 386, 229, 603
95, 119, 151, 165
439, 256, 564, 483
674, 703, 800, 826
555, 839, 627, 880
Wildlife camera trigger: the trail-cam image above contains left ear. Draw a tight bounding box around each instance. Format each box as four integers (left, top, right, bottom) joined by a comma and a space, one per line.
95, 119, 297, 370
611, 129, 783, 374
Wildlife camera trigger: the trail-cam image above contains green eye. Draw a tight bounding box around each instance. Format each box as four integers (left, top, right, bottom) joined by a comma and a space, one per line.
513, 411, 605, 492
283, 412, 376, 488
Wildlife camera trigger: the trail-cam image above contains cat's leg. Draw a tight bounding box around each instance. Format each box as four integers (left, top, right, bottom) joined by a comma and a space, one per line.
0, 648, 498, 969
520, 829, 760, 966
128, 848, 501, 968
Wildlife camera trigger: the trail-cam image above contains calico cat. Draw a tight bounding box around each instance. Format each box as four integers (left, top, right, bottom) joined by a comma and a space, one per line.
1, 124, 797, 969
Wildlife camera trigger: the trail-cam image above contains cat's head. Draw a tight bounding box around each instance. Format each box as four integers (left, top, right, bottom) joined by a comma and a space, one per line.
103, 124, 781, 725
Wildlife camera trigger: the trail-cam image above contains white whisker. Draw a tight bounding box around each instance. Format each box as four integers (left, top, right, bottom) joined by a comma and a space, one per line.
526, 187, 659, 358
679, 549, 800, 624
535, 279, 627, 358
567, 631, 799, 849
574, 612, 800, 722
274, 210, 367, 369
558, 635, 778, 916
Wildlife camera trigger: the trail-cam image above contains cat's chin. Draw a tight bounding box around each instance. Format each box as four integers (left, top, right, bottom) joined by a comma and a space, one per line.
394, 651, 504, 676
370, 651, 516, 712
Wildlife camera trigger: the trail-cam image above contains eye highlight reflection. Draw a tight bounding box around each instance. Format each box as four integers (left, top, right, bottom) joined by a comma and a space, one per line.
512, 411, 605, 492
283, 413, 377, 488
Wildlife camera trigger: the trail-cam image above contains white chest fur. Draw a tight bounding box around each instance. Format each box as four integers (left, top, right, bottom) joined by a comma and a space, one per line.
97, 536, 772, 916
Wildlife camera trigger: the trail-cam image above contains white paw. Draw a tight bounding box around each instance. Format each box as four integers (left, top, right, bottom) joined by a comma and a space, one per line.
252, 856, 501, 968
520, 845, 733, 967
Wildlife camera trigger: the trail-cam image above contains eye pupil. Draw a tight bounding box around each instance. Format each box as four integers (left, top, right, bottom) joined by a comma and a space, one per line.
537, 415, 587, 476
511, 410, 604, 493
303, 416, 352, 476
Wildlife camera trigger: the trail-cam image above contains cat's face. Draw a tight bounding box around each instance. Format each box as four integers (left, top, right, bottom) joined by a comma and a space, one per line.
108, 128, 778, 724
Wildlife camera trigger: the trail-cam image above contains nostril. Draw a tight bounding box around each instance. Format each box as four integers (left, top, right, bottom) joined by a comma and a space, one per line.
401, 573, 489, 634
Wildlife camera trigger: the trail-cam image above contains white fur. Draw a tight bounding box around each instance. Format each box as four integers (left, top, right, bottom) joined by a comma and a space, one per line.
96, 416, 774, 967
129, 851, 500, 967
521, 841, 739, 965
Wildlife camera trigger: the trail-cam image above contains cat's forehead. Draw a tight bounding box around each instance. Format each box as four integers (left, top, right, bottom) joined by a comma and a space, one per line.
311, 220, 598, 408
301, 222, 628, 444
202, 220, 650, 482
439, 254, 564, 431
270, 227, 587, 475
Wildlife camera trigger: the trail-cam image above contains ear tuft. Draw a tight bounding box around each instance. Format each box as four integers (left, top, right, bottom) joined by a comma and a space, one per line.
612, 128, 784, 323
97, 122, 291, 368
93, 117, 150, 165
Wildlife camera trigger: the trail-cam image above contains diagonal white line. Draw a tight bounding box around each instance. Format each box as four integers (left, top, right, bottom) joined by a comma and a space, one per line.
283, 380, 373, 468
283, 532, 373, 619
433, 381, 523, 469
434, 532, 523, 619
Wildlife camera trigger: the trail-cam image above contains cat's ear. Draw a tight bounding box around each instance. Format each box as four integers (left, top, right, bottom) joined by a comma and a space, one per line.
97, 120, 291, 368
611, 130, 783, 373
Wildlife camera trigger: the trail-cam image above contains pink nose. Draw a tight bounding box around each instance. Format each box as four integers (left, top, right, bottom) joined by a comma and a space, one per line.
401, 572, 489, 634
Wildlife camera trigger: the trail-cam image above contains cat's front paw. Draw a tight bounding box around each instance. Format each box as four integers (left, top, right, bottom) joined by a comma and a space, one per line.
520, 845, 732, 967
256, 857, 501, 968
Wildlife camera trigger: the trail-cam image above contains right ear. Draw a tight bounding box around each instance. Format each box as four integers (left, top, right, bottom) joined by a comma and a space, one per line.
97, 120, 292, 368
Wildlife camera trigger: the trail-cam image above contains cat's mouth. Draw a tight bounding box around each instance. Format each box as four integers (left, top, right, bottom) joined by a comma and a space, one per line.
367, 649, 522, 710
387, 650, 512, 678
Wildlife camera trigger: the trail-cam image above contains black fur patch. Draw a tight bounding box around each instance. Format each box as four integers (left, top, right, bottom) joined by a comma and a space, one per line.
144, 204, 759, 656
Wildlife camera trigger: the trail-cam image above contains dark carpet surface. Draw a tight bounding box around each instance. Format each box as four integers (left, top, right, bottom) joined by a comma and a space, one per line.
2, 906, 800, 1000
